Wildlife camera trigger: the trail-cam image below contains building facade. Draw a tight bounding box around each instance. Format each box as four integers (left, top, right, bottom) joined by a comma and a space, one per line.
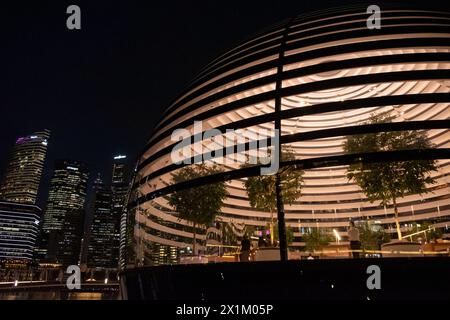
87, 176, 115, 268
130, 5, 450, 265
89, 156, 131, 269
0, 201, 41, 267
0, 130, 50, 204
111, 155, 130, 269
39, 160, 88, 266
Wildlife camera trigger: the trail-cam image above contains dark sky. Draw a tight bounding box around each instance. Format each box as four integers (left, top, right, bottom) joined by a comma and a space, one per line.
0, 0, 441, 205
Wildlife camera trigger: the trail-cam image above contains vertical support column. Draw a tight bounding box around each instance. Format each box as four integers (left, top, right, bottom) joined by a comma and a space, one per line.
275, 19, 293, 262
276, 173, 287, 261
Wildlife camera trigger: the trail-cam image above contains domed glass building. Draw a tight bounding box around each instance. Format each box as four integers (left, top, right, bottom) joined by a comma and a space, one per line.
126, 5, 450, 266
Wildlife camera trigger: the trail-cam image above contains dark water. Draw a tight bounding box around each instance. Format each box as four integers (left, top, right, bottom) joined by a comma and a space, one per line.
0, 291, 120, 300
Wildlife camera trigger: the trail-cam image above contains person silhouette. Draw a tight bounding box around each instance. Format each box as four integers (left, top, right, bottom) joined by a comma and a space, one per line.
240, 235, 251, 262
348, 221, 361, 258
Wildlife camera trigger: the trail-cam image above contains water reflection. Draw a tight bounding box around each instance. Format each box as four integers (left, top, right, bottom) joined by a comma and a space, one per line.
0, 291, 119, 300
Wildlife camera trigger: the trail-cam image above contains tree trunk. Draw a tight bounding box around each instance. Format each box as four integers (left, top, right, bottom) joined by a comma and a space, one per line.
193, 222, 197, 255
392, 195, 402, 240
221, 224, 225, 256
269, 210, 274, 246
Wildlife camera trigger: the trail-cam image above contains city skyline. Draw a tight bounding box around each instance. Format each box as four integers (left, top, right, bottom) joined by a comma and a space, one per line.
0, 130, 134, 207
0, 0, 350, 207
1, 0, 450, 304
0, 128, 134, 270
40, 159, 89, 265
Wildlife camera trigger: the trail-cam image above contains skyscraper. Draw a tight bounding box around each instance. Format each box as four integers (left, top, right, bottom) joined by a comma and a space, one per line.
87, 176, 115, 268
112, 155, 130, 268
112, 155, 128, 185
88, 155, 131, 269
39, 160, 88, 266
0, 130, 50, 204
0, 201, 41, 267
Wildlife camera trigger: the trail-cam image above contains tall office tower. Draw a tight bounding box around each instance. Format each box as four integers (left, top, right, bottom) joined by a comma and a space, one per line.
118, 186, 132, 270
0, 130, 50, 204
0, 201, 41, 268
112, 155, 128, 185
87, 175, 115, 268
111, 155, 130, 269
40, 160, 88, 266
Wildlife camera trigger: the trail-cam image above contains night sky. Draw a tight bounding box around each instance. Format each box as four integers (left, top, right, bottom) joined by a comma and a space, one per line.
0, 0, 442, 205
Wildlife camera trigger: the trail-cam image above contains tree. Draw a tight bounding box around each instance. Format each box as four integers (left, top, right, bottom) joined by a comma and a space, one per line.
303, 228, 332, 252
343, 112, 438, 240
420, 223, 443, 242
243, 149, 303, 246
243, 225, 257, 238
409, 222, 443, 242
268, 223, 295, 245
219, 222, 239, 246
168, 163, 228, 255
359, 222, 390, 250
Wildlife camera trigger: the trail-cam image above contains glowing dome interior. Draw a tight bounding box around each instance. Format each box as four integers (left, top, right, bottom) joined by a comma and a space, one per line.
131, 6, 450, 261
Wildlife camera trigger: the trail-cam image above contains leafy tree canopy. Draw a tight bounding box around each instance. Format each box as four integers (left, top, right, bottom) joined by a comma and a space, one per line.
359, 221, 390, 250
303, 228, 332, 252
409, 221, 443, 242
168, 163, 228, 227
344, 112, 438, 206
269, 223, 295, 245
243, 149, 304, 213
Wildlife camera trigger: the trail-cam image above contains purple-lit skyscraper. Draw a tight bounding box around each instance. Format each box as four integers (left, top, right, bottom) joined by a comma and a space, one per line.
0, 130, 50, 204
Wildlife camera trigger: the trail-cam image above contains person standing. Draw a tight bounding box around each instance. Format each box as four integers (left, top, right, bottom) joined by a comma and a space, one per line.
240, 235, 251, 262
348, 221, 361, 258
258, 236, 265, 248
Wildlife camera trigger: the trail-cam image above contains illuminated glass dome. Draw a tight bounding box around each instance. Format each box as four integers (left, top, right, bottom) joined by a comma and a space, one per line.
129, 5, 450, 266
